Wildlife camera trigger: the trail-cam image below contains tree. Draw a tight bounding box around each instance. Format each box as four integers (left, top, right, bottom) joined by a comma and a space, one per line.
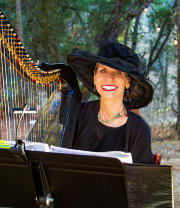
1, 0, 178, 107
16, 0, 24, 44
103, 0, 155, 38
176, 0, 180, 138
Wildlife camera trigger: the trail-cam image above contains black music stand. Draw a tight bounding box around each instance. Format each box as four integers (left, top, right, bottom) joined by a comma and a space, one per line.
27, 151, 173, 208
0, 148, 38, 208
27, 151, 128, 208
0, 148, 173, 208
123, 163, 173, 208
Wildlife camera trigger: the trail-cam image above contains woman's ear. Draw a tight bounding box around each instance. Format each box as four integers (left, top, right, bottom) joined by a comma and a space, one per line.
126, 77, 130, 88
93, 73, 96, 86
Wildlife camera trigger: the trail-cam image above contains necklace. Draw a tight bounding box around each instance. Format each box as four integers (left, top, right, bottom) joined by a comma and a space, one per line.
98, 107, 125, 124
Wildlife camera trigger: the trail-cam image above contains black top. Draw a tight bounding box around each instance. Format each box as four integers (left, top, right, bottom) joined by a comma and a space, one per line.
73, 100, 154, 164
95, 122, 126, 152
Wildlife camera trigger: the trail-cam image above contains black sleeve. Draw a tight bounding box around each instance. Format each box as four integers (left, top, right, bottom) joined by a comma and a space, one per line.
72, 102, 87, 148
129, 122, 154, 164
72, 104, 82, 148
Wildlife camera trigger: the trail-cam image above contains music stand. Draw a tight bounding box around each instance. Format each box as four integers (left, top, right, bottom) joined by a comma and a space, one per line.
0, 148, 38, 208
27, 151, 173, 208
123, 163, 173, 207
0, 148, 173, 208
27, 151, 128, 208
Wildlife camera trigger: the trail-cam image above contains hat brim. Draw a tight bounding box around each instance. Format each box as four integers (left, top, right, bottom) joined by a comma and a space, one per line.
67, 50, 154, 109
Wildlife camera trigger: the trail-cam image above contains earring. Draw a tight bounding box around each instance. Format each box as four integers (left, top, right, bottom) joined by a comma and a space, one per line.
93, 85, 97, 92
126, 87, 131, 94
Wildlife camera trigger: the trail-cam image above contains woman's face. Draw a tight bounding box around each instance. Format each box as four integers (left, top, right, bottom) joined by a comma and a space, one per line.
94, 63, 130, 100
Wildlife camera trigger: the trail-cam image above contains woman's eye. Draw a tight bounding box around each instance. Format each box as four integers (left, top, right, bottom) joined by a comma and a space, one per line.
100, 69, 106, 73
116, 71, 121, 74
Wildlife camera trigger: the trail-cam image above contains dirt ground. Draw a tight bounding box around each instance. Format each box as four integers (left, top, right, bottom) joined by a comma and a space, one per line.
152, 140, 180, 208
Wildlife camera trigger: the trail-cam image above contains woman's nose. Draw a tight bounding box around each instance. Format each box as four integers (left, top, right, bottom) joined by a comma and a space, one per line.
106, 72, 114, 80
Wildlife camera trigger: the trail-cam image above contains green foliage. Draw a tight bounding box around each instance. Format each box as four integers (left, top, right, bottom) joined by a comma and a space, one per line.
1, 0, 115, 63
0, 0, 178, 103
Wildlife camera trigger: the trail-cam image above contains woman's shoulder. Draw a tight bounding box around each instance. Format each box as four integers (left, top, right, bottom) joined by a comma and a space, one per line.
127, 109, 151, 133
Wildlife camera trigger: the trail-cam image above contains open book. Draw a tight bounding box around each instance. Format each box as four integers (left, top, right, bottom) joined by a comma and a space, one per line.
1, 141, 132, 164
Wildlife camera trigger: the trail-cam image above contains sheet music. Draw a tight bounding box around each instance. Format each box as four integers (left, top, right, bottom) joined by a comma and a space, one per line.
1, 140, 132, 163
25, 141, 50, 152
50, 145, 132, 164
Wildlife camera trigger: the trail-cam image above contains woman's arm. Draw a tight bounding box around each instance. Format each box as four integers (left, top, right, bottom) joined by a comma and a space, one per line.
129, 118, 154, 164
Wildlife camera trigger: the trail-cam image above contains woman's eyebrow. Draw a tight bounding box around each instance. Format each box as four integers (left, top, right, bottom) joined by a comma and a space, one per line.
99, 67, 106, 70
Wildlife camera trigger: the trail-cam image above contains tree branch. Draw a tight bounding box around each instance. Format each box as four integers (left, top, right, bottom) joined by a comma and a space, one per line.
125, 0, 142, 18
146, 28, 171, 76
16, 0, 24, 44
111, 0, 122, 36
148, 18, 168, 66
24, 0, 44, 28
125, 0, 154, 21
104, 0, 155, 37
172, 88, 179, 114
153, 30, 171, 64
103, 0, 122, 37
67, 6, 86, 30
42, 0, 60, 62
131, 12, 141, 51
124, 21, 130, 45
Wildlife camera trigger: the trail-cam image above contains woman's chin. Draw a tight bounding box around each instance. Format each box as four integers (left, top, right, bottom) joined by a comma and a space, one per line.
99, 91, 121, 100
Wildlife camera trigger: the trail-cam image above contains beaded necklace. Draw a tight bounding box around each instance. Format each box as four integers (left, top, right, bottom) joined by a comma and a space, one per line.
98, 107, 125, 124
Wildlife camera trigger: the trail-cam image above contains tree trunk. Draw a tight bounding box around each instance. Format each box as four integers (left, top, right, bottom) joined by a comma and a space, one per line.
124, 22, 130, 45
132, 14, 141, 51
131, 0, 145, 51
176, 0, 180, 139
16, 0, 24, 44
103, 0, 154, 38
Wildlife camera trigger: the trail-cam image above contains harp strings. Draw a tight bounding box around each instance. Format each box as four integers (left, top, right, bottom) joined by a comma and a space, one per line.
0, 13, 58, 142
0, 29, 4, 140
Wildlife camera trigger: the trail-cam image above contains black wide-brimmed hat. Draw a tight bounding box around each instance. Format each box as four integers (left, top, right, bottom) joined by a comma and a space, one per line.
67, 34, 155, 109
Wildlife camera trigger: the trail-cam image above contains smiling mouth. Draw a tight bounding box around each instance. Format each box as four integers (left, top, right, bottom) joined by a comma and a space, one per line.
101, 85, 118, 91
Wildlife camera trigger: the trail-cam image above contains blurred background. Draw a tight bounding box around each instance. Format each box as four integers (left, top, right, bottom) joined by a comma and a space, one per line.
1, 0, 179, 140
1, 0, 180, 206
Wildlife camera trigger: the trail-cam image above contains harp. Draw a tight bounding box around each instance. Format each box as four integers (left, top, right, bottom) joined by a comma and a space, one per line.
0, 9, 81, 148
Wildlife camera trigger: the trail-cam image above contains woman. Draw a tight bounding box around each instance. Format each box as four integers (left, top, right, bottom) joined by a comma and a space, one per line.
67, 34, 155, 164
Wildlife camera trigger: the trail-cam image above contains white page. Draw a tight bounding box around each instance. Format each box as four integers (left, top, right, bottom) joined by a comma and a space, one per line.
25, 141, 50, 152
50, 145, 132, 164
4, 141, 132, 163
